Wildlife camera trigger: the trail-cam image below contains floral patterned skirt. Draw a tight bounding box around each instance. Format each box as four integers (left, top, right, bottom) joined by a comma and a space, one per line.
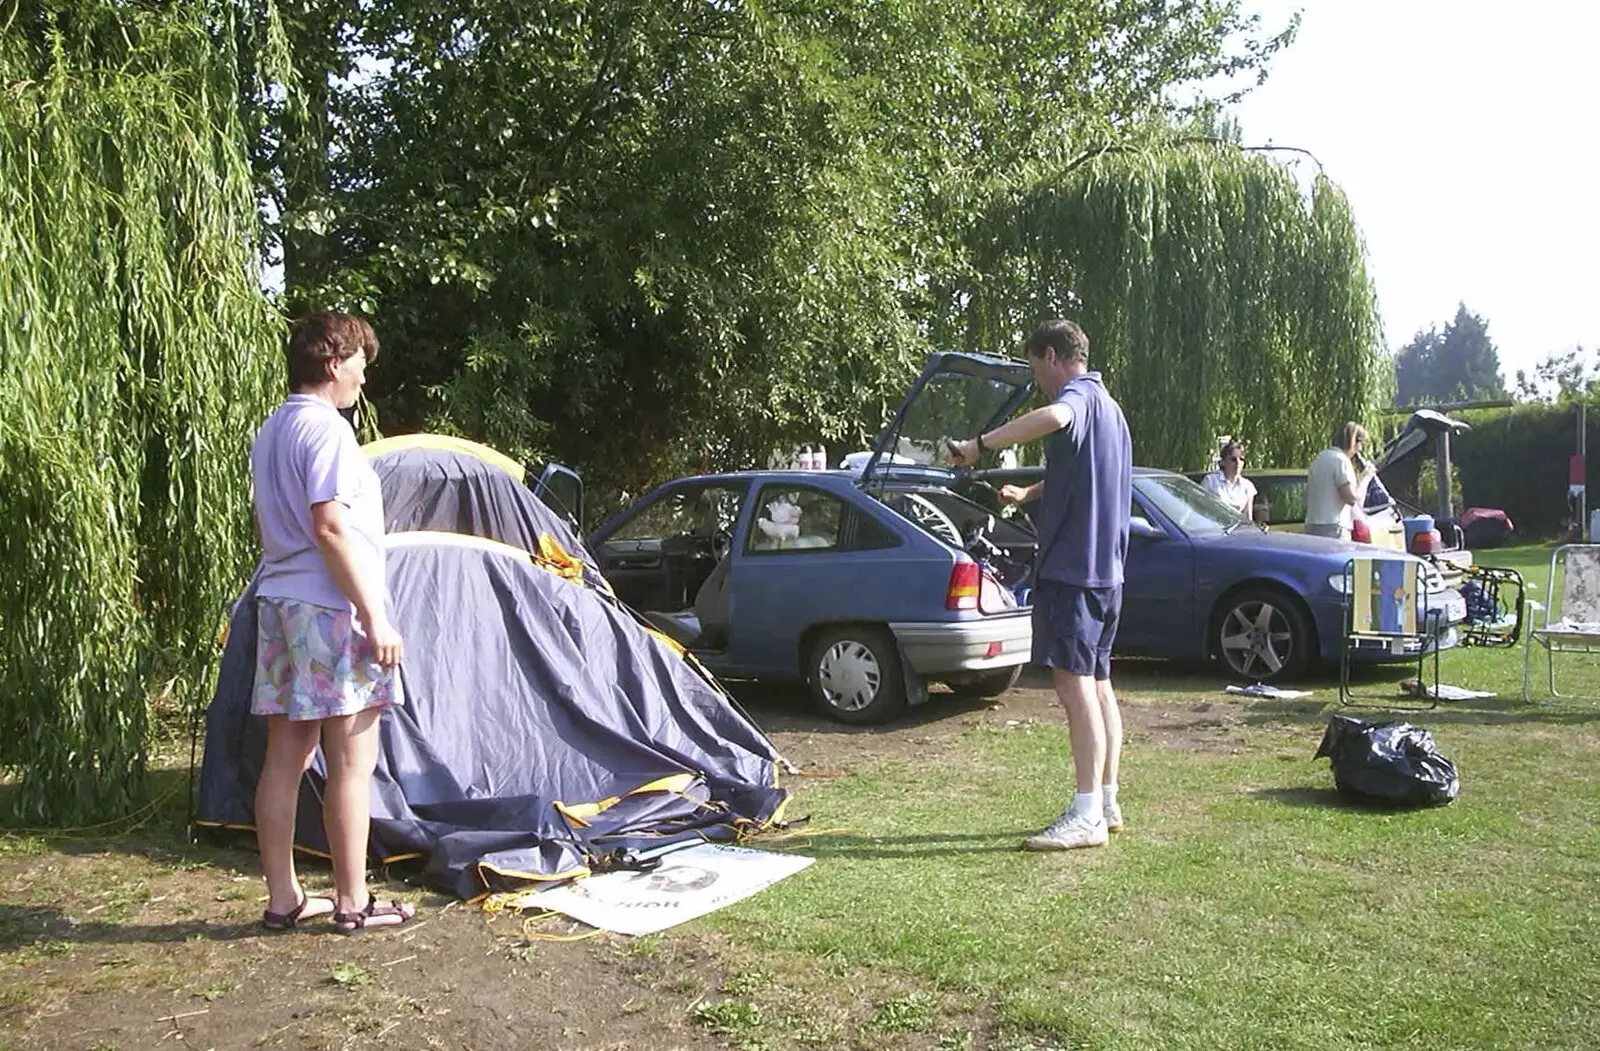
251, 596, 404, 722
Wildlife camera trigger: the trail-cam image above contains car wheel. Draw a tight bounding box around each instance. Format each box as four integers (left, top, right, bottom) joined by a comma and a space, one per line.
808, 626, 907, 725
946, 666, 1022, 698
1211, 587, 1314, 683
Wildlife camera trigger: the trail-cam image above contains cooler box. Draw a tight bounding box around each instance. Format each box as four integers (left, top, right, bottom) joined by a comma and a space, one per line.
1402, 514, 1435, 551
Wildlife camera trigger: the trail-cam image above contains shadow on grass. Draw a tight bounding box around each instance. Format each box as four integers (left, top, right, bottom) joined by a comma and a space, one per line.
1236, 692, 1600, 728
0, 767, 260, 875
0, 901, 290, 951
1246, 786, 1406, 812
783, 830, 1036, 861
729, 681, 999, 735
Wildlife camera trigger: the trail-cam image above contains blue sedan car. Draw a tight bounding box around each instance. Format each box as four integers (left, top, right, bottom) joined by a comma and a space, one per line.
588, 468, 1036, 725
1089, 467, 1466, 680
583, 351, 1465, 723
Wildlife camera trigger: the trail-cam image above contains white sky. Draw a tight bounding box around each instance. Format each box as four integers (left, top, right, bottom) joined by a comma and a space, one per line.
1228, 0, 1599, 384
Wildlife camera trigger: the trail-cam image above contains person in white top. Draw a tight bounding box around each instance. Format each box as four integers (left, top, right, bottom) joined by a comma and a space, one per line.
1304, 422, 1375, 540
1202, 439, 1257, 521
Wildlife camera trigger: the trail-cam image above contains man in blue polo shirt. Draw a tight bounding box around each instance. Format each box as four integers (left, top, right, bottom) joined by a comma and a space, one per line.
949, 319, 1132, 850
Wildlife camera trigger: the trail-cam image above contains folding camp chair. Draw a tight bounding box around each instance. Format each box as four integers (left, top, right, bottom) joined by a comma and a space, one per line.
1339, 556, 1442, 709
1456, 564, 1525, 649
1521, 544, 1600, 701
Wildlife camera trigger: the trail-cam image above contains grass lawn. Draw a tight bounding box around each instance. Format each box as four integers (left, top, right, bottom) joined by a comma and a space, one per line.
692, 543, 1600, 1050
1, 544, 1597, 1050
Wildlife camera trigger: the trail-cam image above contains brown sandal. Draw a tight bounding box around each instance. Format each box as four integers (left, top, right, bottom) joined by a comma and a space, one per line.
333, 897, 416, 935
261, 892, 334, 931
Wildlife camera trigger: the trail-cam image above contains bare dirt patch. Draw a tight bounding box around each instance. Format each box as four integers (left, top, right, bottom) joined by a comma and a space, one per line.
0, 675, 1253, 1051
738, 666, 1253, 775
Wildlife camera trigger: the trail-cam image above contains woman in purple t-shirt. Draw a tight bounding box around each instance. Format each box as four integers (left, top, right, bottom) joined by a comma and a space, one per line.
249, 312, 414, 934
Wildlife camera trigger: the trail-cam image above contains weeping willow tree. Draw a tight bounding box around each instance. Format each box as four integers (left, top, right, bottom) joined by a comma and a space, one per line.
971, 142, 1386, 471
0, 4, 284, 822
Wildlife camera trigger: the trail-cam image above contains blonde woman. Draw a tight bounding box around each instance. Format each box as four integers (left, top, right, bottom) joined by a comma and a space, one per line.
1305, 422, 1376, 540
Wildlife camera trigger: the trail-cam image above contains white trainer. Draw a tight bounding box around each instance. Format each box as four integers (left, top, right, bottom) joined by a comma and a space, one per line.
1103, 800, 1124, 833
1021, 810, 1109, 851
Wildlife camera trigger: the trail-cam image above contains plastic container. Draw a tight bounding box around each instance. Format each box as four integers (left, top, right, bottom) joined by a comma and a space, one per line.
1402, 514, 1435, 550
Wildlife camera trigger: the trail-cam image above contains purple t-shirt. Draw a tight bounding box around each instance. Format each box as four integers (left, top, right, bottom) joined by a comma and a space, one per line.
1035, 372, 1132, 588
251, 395, 387, 612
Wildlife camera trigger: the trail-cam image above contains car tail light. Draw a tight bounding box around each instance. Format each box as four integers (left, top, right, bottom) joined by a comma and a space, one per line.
946, 559, 980, 610
1411, 528, 1442, 555
1351, 519, 1372, 544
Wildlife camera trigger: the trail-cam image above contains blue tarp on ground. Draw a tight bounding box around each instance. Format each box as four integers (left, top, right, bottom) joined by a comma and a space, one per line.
194, 440, 787, 898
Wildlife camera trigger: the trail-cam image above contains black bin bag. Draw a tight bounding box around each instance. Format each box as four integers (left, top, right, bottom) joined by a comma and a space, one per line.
1314, 715, 1460, 807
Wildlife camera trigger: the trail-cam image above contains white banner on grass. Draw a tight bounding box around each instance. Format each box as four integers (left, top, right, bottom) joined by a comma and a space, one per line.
533, 843, 814, 937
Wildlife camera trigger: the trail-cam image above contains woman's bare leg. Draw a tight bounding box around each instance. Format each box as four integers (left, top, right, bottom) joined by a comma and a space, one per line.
255, 715, 323, 915
321, 707, 413, 927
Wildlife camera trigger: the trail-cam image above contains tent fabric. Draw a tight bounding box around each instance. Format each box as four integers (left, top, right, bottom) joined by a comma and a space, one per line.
195, 440, 787, 899
366, 440, 606, 588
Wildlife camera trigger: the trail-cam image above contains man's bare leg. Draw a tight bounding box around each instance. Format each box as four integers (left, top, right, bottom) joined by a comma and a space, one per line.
1097, 678, 1124, 830
1022, 670, 1109, 850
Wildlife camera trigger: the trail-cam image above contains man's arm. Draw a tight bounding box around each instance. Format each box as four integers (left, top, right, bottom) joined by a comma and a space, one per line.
948, 402, 1072, 466
999, 481, 1042, 506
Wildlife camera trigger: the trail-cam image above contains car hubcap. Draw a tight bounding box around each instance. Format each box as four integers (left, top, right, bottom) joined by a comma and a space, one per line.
1220, 601, 1295, 677
818, 640, 882, 712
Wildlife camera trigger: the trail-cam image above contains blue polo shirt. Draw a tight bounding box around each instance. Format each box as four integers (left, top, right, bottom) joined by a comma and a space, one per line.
1035, 372, 1132, 588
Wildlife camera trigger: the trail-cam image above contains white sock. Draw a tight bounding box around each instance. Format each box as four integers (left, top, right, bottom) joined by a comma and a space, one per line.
1102, 783, 1119, 807
1069, 790, 1101, 820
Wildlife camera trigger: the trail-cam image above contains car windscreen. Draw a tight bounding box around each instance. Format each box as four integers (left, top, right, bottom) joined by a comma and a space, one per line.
889, 370, 1028, 467
1137, 474, 1246, 537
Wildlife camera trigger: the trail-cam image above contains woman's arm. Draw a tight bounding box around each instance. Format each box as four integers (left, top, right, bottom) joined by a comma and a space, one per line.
310, 500, 402, 667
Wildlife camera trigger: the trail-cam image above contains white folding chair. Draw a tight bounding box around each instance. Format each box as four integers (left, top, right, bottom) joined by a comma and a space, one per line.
1522, 544, 1600, 701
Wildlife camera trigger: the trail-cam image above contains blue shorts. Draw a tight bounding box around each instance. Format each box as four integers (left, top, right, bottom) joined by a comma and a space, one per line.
1031, 580, 1121, 680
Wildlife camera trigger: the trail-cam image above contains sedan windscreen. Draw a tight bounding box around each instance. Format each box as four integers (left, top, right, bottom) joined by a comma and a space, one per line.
1136, 475, 1247, 537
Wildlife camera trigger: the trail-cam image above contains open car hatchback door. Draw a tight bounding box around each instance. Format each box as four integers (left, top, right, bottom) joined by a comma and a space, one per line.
858, 351, 1036, 489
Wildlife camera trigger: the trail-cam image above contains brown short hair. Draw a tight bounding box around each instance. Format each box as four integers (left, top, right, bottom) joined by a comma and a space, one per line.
285, 312, 379, 391
1331, 421, 1368, 453
1219, 438, 1246, 463
1024, 319, 1089, 365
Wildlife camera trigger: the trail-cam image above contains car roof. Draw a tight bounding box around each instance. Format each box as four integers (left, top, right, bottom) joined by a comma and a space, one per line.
655, 469, 859, 485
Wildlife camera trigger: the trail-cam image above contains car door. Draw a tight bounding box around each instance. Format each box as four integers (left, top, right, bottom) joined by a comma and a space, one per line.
1117, 492, 1198, 657
722, 482, 908, 676
530, 463, 584, 533
590, 480, 750, 614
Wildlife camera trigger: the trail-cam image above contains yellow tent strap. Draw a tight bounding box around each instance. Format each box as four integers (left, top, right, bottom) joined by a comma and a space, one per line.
533, 532, 586, 586
522, 914, 604, 942
643, 626, 687, 656
555, 773, 700, 825
477, 899, 601, 941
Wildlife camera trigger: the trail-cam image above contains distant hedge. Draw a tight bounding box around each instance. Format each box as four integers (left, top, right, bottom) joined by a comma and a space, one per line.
1399, 401, 1599, 541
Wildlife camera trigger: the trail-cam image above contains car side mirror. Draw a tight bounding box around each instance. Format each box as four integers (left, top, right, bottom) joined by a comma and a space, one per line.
1130, 515, 1162, 539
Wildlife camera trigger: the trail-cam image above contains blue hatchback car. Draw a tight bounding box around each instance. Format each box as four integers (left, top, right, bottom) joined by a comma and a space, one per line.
583, 352, 1466, 723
